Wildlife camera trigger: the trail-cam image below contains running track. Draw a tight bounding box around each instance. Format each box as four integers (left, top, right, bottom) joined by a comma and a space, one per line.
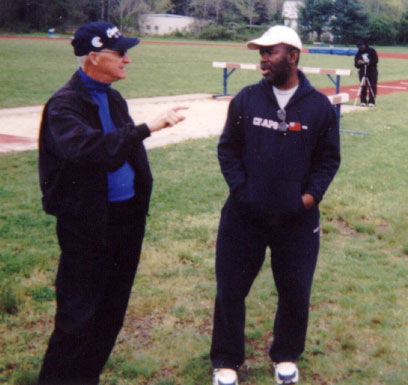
2, 35, 408, 152
1, 34, 408, 59
320, 79, 408, 98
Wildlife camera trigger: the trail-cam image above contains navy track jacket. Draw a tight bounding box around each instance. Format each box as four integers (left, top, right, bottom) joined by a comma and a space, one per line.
38, 72, 153, 243
218, 70, 341, 225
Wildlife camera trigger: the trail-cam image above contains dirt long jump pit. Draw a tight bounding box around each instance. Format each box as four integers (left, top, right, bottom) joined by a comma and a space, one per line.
0, 94, 231, 154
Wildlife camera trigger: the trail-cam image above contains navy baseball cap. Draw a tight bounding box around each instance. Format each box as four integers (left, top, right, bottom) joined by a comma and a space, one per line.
71, 21, 140, 56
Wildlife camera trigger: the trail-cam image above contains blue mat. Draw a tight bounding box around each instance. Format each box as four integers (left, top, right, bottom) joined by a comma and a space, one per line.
308, 47, 358, 56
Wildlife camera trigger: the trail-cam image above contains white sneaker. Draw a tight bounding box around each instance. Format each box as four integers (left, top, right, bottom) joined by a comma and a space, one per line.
361, 103, 367, 107
368, 103, 375, 107
274, 362, 299, 384
212, 368, 238, 385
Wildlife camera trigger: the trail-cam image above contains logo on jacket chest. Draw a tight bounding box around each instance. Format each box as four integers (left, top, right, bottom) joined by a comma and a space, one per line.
252, 117, 307, 131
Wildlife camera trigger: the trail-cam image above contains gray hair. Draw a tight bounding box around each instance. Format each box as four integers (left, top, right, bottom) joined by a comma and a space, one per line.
76, 55, 88, 68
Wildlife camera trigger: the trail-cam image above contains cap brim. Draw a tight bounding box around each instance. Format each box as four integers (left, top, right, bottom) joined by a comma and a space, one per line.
116, 36, 140, 51
247, 38, 268, 50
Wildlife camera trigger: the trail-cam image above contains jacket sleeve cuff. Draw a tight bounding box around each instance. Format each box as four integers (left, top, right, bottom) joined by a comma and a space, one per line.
129, 123, 151, 142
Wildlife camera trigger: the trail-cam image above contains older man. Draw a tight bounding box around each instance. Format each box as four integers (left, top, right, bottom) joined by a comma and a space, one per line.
211, 26, 340, 385
37, 21, 186, 385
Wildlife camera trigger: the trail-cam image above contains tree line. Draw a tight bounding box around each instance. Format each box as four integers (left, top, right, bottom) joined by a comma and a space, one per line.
0, 0, 284, 33
1, 0, 408, 45
299, 0, 408, 45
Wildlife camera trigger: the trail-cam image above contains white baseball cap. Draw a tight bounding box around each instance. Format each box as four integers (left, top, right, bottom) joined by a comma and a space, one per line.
247, 25, 302, 51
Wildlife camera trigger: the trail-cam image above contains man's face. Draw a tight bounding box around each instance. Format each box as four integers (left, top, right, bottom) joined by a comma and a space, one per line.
91, 49, 131, 83
259, 44, 292, 87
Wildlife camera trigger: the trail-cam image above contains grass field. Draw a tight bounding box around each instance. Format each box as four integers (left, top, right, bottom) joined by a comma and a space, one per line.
1, 38, 408, 385
2, 38, 408, 108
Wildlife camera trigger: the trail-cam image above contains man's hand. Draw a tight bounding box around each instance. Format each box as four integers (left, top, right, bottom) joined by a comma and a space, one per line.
301, 193, 315, 210
147, 106, 189, 133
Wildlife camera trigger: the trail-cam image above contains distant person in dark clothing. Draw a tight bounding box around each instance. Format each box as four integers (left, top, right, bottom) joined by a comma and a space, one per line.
354, 40, 378, 107
37, 21, 187, 385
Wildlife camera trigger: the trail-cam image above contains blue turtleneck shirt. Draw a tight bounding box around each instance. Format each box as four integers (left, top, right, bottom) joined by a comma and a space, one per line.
78, 68, 135, 202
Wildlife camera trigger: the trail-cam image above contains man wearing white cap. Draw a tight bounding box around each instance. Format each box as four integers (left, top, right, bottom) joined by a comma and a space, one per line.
211, 25, 340, 385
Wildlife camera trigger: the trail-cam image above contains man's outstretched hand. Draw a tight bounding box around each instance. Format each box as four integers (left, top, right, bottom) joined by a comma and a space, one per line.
147, 106, 189, 133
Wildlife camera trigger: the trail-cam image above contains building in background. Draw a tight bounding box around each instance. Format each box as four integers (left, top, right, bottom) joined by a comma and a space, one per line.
139, 14, 196, 35
282, 1, 303, 30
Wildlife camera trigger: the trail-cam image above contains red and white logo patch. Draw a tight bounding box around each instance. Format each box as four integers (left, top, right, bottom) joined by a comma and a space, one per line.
289, 122, 301, 131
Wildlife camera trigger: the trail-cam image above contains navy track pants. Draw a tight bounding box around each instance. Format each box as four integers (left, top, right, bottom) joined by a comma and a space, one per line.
38, 198, 146, 385
211, 198, 320, 369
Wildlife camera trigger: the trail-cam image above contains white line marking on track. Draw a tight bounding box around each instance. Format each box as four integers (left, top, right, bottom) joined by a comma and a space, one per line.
377, 85, 407, 90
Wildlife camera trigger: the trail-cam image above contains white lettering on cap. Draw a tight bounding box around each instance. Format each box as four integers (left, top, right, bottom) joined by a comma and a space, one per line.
91, 36, 103, 48
106, 26, 120, 39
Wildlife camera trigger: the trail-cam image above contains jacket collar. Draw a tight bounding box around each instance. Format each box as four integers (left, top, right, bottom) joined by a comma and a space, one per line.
260, 69, 315, 109
68, 70, 119, 106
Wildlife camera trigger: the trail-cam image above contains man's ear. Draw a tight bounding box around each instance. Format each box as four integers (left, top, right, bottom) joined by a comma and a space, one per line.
288, 49, 299, 65
88, 51, 99, 66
